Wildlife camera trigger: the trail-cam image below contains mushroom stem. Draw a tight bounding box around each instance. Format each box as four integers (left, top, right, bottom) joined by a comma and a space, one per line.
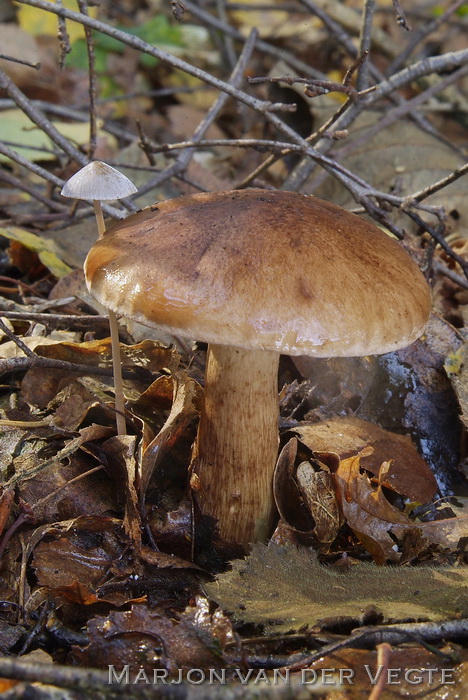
108, 309, 127, 436
92, 199, 126, 436
194, 344, 280, 546
93, 200, 105, 237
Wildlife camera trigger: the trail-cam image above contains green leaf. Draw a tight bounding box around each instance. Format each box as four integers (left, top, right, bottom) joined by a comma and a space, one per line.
206, 544, 468, 632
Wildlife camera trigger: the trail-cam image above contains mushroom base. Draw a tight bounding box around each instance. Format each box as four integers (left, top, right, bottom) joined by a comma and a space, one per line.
193, 344, 280, 547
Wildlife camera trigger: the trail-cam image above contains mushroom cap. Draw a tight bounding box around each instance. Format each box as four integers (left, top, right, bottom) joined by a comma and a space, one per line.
61, 161, 137, 201
84, 189, 431, 357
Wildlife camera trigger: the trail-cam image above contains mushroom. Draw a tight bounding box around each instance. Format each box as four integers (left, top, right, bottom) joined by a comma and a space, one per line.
84, 189, 431, 546
61, 161, 137, 436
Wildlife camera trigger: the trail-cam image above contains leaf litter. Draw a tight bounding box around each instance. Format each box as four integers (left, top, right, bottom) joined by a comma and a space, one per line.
0, 0, 467, 697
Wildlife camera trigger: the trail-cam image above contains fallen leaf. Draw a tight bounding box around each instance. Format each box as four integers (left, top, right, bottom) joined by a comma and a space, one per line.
140, 372, 202, 502
206, 544, 468, 632
296, 460, 343, 544
334, 454, 468, 562
72, 602, 229, 673
294, 416, 438, 503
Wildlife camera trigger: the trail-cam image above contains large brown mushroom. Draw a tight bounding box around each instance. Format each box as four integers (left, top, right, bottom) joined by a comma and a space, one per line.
84, 189, 431, 547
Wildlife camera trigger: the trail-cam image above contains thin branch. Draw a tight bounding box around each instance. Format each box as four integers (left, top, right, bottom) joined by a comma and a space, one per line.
247, 75, 376, 101
387, 0, 465, 74
356, 0, 375, 92
0, 310, 111, 329
0, 54, 40, 69
77, 0, 98, 160
392, 0, 412, 31
406, 162, 468, 204
0, 169, 66, 212
183, 0, 326, 80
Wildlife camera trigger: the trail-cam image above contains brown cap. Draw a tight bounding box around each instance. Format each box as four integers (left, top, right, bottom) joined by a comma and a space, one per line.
84, 189, 431, 357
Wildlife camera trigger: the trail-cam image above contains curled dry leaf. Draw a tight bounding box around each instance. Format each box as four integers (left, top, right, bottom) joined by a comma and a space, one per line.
296, 460, 343, 544
140, 372, 202, 503
274, 438, 342, 545
101, 435, 140, 547
334, 454, 468, 563
294, 416, 437, 503
21, 338, 175, 408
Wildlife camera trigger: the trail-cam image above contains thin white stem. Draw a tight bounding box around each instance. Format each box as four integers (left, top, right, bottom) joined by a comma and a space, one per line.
93, 199, 126, 435
108, 309, 127, 436
93, 200, 105, 237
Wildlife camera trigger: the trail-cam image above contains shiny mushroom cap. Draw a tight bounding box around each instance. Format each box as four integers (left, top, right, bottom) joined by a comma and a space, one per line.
61, 161, 137, 201
84, 189, 431, 357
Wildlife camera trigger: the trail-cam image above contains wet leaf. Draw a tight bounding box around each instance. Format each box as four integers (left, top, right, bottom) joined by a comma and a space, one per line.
72, 602, 230, 673
206, 544, 468, 632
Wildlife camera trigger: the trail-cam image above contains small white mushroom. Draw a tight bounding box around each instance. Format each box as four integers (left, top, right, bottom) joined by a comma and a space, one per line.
62, 161, 137, 436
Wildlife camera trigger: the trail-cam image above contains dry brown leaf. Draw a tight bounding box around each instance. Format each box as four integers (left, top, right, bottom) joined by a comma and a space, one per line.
100, 435, 141, 547
140, 372, 202, 502
0, 488, 14, 538
294, 416, 438, 503
334, 454, 411, 563
335, 454, 468, 562
296, 461, 343, 544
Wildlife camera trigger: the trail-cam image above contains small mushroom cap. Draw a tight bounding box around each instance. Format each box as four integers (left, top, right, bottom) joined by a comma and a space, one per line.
84, 189, 431, 357
61, 161, 137, 201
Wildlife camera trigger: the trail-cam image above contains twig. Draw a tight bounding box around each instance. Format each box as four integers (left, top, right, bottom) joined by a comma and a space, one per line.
0, 353, 152, 382
286, 619, 468, 671
77, 0, 98, 160
392, 0, 412, 31
216, 0, 238, 71
0, 317, 37, 358
362, 49, 468, 104
387, 0, 465, 74
356, 0, 375, 92
433, 259, 468, 290
247, 75, 376, 101
57, 0, 72, 68
0, 169, 67, 212
145, 138, 327, 155
404, 162, 468, 204
368, 643, 393, 700
0, 54, 40, 69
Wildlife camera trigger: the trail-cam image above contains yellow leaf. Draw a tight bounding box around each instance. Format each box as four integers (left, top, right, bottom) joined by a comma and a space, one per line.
17, 0, 98, 44
0, 227, 72, 278
0, 109, 116, 163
